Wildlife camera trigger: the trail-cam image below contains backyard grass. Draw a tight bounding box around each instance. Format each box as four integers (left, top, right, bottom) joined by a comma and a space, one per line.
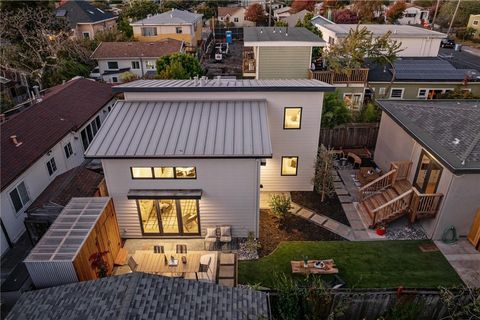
238, 240, 463, 289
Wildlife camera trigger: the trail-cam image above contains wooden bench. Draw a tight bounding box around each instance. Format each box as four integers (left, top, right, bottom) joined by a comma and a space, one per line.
114, 248, 129, 266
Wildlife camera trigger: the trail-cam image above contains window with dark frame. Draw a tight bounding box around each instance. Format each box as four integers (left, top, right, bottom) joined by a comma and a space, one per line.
413, 150, 443, 194
131, 166, 197, 179
281, 156, 298, 176
283, 107, 302, 129
131, 61, 140, 69
9, 182, 30, 213
64, 142, 73, 159
176, 27, 183, 34
107, 61, 118, 70
46, 158, 57, 176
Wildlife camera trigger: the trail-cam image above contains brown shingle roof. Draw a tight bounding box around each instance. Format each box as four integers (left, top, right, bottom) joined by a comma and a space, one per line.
217, 6, 243, 17
91, 39, 184, 59
1, 78, 114, 190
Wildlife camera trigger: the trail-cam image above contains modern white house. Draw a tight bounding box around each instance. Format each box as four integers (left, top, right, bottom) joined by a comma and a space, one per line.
0, 78, 115, 256
397, 4, 429, 26
91, 40, 185, 83
243, 27, 326, 79
85, 79, 334, 239
316, 24, 446, 57
372, 99, 480, 239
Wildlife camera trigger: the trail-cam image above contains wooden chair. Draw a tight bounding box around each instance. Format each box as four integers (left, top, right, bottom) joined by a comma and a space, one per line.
196, 256, 212, 281
219, 226, 232, 250
204, 227, 218, 250
347, 152, 362, 168
127, 256, 138, 272
176, 244, 187, 254
153, 245, 164, 254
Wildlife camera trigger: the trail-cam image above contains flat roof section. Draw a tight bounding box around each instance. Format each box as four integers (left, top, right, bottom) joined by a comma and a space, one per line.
85, 100, 273, 159
244, 27, 326, 46
321, 24, 446, 38
112, 79, 334, 93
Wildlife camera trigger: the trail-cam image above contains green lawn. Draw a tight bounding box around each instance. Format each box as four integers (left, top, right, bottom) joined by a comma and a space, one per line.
238, 240, 463, 289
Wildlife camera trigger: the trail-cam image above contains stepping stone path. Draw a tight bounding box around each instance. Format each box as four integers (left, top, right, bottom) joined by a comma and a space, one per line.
217, 253, 237, 287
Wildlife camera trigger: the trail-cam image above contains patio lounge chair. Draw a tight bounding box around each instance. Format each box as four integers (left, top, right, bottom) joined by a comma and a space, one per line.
176, 244, 187, 254
127, 256, 138, 272
196, 256, 212, 281
153, 245, 164, 253
219, 226, 232, 250
204, 227, 218, 250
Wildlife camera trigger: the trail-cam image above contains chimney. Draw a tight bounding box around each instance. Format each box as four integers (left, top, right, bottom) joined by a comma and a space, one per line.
10, 135, 23, 147
193, 76, 199, 86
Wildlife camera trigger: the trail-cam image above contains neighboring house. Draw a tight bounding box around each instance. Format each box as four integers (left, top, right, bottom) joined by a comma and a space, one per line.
217, 7, 255, 27
270, 1, 287, 11
316, 24, 446, 57
366, 58, 480, 100
0, 78, 115, 256
91, 39, 185, 83
467, 14, 480, 38
130, 9, 203, 50
0, 69, 30, 109
372, 99, 480, 239
243, 27, 326, 79
397, 4, 429, 25
6, 273, 269, 320
310, 14, 334, 27
56, 1, 117, 40
273, 6, 292, 20
85, 79, 334, 238
281, 9, 310, 27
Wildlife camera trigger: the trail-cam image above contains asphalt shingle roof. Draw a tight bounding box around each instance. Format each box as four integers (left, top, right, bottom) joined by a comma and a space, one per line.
377, 99, 480, 173
131, 9, 202, 25
91, 39, 184, 59
56, 1, 116, 28
6, 273, 269, 320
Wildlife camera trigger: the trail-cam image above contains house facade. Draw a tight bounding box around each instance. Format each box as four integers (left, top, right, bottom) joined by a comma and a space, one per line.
91, 40, 185, 83
374, 100, 480, 239
85, 79, 334, 238
56, 1, 117, 40
131, 9, 203, 50
243, 27, 326, 79
217, 7, 255, 27
467, 14, 480, 39
316, 24, 446, 57
0, 78, 115, 256
397, 5, 429, 25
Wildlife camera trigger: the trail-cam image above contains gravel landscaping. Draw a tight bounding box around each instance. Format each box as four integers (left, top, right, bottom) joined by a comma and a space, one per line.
290, 191, 350, 226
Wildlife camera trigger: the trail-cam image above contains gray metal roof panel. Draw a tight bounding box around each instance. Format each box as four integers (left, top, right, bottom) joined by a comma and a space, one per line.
85, 100, 273, 158
131, 9, 202, 25
320, 24, 446, 38
113, 78, 334, 93
376, 99, 480, 173
244, 27, 324, 43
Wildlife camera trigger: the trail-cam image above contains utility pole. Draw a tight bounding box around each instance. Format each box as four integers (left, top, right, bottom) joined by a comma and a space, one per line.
447, 0, 461, 37
431, 0, 441, 30
268, 0, 272, 27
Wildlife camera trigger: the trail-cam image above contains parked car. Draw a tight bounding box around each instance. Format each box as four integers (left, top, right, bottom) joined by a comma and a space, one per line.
440, 38, 455, 48
89, 67, 100, 80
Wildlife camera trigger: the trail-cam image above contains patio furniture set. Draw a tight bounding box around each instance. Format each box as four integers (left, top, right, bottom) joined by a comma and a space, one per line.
204, 226, 232, 250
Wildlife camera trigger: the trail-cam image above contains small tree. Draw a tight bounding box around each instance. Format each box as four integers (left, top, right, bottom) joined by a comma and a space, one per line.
352, 0, 384, 23
290, 0, 316, 13
386, 0, 407, 24
357, 103, 381, 123
274, 20, 288, 27
269, 194, 292, 220
156, 53, 203, 79
333, 9, 359, 24
312, 145, 335, 202
120, 71, 139, 83
245, 3, 266, 25
321, 92, 351, 129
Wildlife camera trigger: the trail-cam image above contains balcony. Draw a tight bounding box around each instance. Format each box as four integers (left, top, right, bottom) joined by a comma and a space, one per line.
308, 68, 369, 84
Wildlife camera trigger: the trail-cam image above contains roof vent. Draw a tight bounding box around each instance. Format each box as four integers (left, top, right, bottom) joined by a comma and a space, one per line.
273, 27, 276, 33
200, 76, 206, 86
10, 135, 23, 147
260, 28, 263, 33
452, 138, 460, 145
147, 14, 152, 18
193, 75, 199, 86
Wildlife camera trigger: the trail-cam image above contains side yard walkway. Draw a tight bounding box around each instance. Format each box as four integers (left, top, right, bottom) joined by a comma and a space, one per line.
435, 239, 480, 288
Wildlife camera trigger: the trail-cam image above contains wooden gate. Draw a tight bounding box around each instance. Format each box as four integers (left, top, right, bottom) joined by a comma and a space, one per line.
467, 208, 480, 250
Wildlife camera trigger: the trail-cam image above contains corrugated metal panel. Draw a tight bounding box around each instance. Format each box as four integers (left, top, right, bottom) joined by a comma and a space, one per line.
85, 100, 273, 158
258, 46, 311, 79
25, 261, 77, 289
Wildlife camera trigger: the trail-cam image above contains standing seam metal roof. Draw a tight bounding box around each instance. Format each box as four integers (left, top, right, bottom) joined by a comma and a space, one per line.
85, 100, 272, 158
131, 9, 202, 25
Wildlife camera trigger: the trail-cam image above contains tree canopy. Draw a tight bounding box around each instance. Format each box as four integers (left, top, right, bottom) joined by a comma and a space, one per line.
321, 92, 351, 129
155, 53, 203, 79
436, 1, 480, 29
333, 9, 359, 24
290, 0, 316, 13
245, 3, 266, 25
386, 1, 407, 24
117, 0, 160, 38
352, 0, 384, 23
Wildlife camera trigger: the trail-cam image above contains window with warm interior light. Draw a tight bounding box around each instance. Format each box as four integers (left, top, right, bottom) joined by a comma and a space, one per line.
175, 167, 196, 179
131, 167, 153, 178
283, 107, 302, 129
281, 156, 298, 176
153, 167, 174, 178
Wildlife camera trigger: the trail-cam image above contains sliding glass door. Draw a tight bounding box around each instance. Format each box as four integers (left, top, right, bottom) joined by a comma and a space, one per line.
137, 199, 200, 236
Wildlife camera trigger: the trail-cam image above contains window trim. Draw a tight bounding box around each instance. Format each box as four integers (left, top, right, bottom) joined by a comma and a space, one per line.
283, 107, 302, 130
131, 61, 140, 69
46, 157, 57, 176
106, 61, 119, 70
64, 142, 73, 159
281, 156, 299, 176
131, 166, 197, 180
82, 31, 91, 39
389, 88, 404, 100
9, 181, 30, 214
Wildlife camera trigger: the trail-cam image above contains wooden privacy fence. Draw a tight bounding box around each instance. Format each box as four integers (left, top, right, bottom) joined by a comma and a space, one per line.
320, 123, 380, 149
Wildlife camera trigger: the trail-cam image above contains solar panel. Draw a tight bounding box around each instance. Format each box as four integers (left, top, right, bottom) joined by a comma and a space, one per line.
395, 69, 469, 80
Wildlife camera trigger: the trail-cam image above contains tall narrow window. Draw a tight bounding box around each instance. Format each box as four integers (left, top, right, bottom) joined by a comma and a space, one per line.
283, 107, 302, 129
131, 167, 153, 178
281, 156, 298, 176
46, 158, 57, 176
64, 142, 73, 159
413, 150, 443, 193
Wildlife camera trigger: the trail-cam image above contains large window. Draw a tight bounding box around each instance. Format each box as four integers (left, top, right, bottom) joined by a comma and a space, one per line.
81, 116, 101, 151
9, 182, 30, 213
46, 158, 57, 176
137, 199, 200, 235
281, 156, 298, 176
131, 166, 197, 179
413, 150, 442, 193
283, 107, 302, 129
389, 88, 404, 99
141, 27, 157, 36
107, 61, 118, 70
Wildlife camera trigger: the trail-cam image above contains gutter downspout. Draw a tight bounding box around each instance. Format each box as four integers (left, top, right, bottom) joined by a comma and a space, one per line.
140, 54, 144, 78
255, 159, 261, 238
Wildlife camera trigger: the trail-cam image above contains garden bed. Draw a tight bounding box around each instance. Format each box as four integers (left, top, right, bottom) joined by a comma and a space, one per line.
239, 240, 464, 289
291, 191, 350, 226
259, 209, 344, 257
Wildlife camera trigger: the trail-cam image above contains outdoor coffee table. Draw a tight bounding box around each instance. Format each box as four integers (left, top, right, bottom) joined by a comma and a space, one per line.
291, 259, 338, 275
134, 250, 201, 275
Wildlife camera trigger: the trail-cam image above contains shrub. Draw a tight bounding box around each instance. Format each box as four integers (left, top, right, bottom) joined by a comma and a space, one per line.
357, 102, 381, 123
269, 194, 292, 219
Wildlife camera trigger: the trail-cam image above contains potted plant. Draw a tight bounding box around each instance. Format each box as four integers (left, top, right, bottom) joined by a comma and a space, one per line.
89, 251, 109, 278
376, 224, 386, 236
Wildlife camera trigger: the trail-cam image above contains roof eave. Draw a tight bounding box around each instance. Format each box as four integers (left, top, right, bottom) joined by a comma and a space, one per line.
112, 86, 335, 93
84, 154, 274, 160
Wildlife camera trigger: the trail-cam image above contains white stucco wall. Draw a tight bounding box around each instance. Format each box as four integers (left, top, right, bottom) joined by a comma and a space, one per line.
97, 59, 158, 83
102, 158, 260, 238
123, 90, 325, 191
397, 7, 429, 25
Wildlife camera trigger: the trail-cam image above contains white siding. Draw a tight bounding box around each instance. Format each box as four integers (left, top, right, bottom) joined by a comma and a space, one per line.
102, 158, 260, 237
97, 59, 158, 83
123, 90, 325, 191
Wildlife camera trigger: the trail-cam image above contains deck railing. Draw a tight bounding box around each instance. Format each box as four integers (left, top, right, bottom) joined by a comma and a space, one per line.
371, 189, 413, 227
390, 161, 412, 181
358, 169, 397, 201
308, 68, 369, 84
408, 188, 443, 223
